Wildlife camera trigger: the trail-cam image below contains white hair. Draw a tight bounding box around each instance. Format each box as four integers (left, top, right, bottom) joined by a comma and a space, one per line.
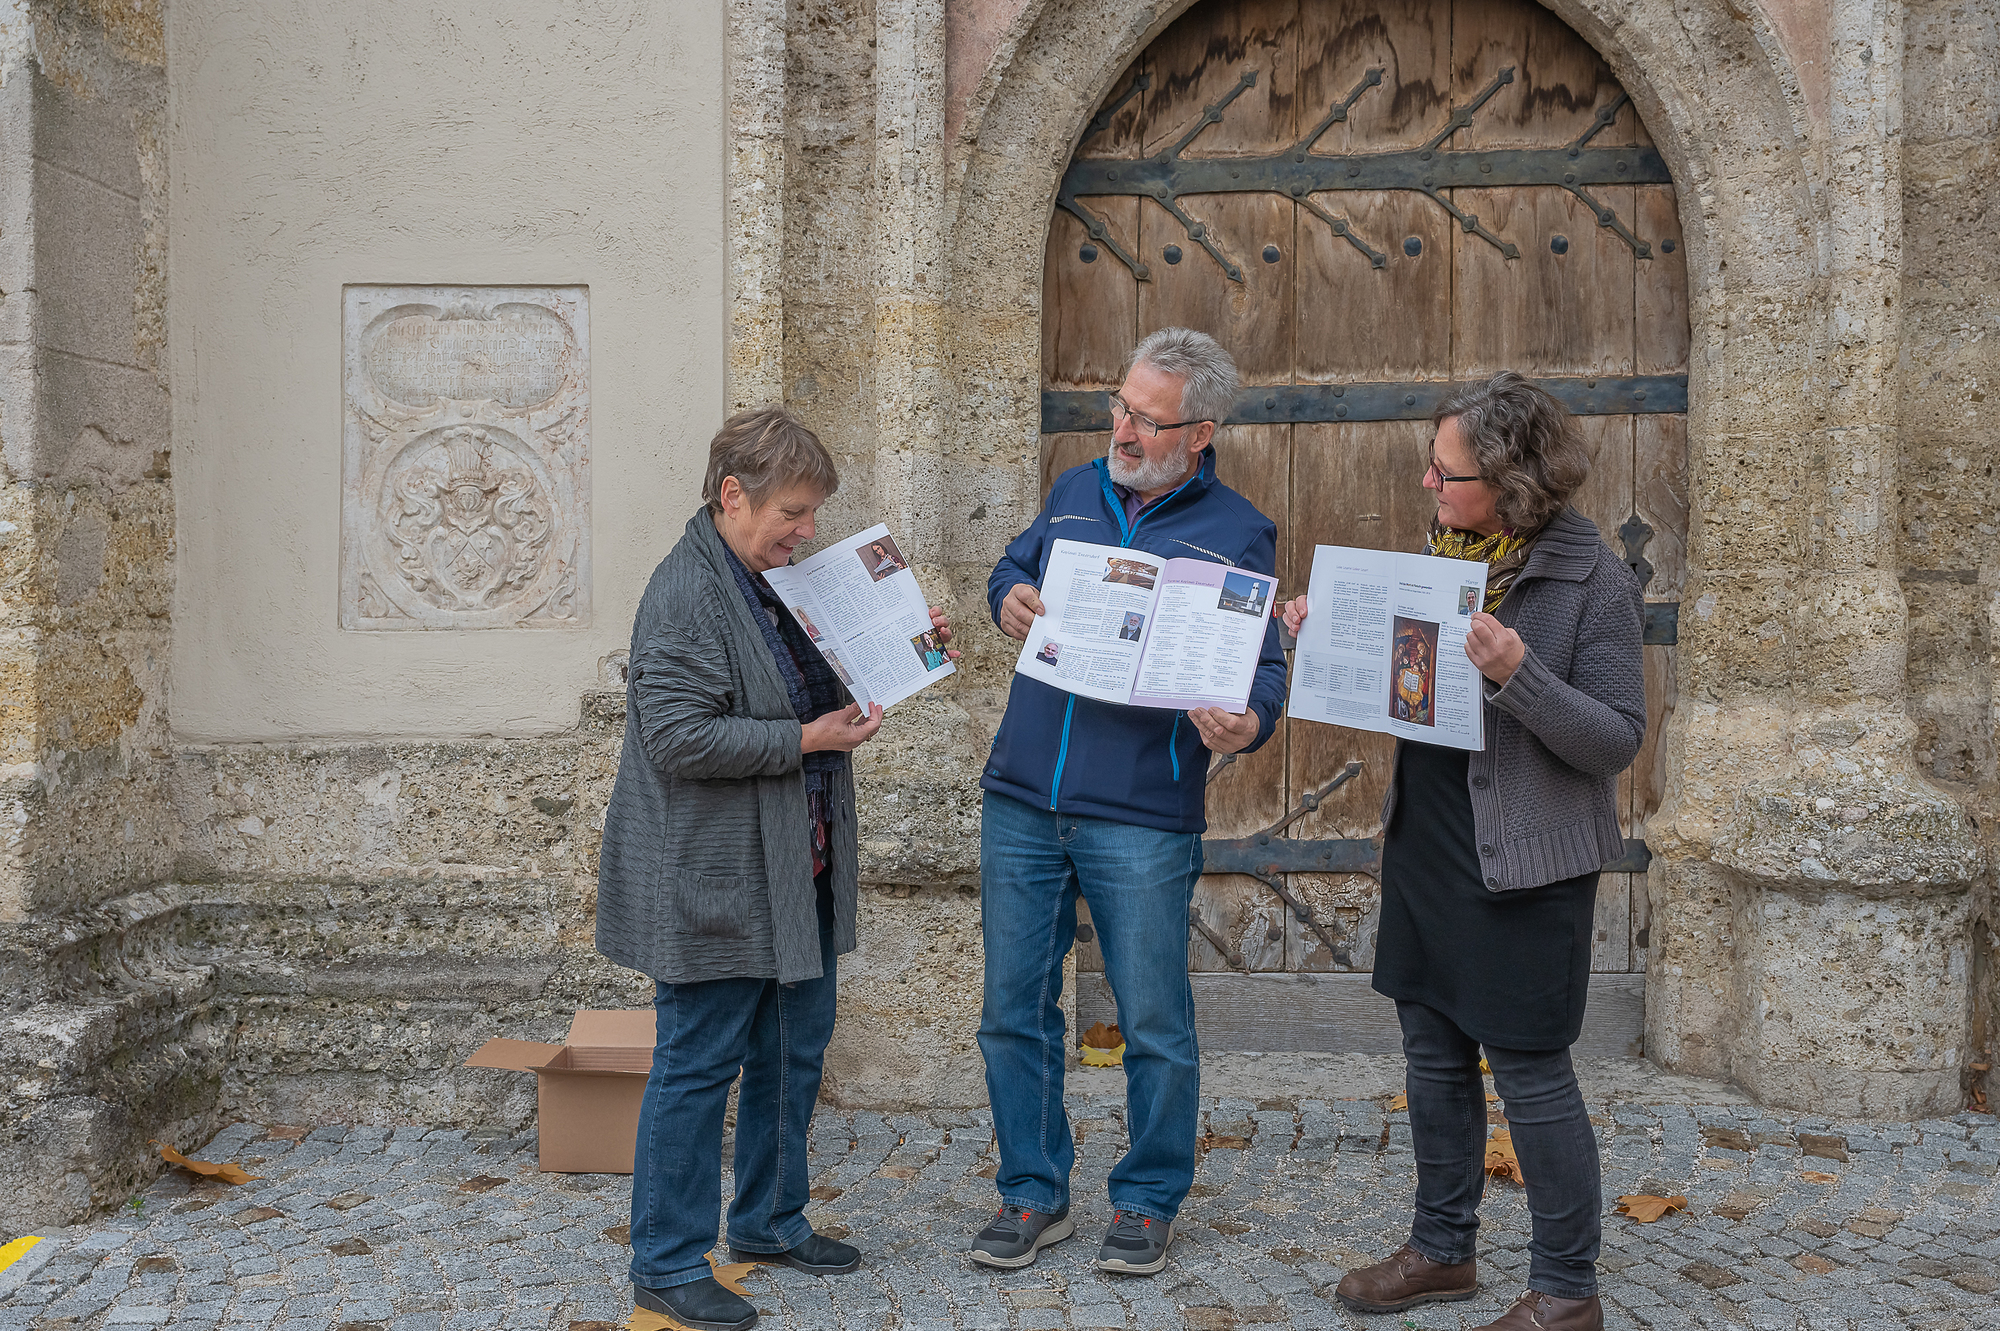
1125, 327, 1240, 425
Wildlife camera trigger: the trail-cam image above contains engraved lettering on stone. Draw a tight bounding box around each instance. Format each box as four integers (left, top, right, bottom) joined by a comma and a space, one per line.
341, 286, 590, 630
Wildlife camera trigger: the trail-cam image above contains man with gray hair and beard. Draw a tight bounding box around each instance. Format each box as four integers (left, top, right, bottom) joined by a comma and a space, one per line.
969, 327, 1287, 1275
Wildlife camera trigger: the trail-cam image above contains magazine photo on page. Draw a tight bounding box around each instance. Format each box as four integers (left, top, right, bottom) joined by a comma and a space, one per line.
1286, 544, 1491, 750
1011, 538, 1278, 713
761, 523, 954, 709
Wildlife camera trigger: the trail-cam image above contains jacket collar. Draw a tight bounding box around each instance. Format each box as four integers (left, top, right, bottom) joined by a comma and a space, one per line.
685, 508, 794, 702
1518, 506, 1603, 584
1093, 445, 1218, 527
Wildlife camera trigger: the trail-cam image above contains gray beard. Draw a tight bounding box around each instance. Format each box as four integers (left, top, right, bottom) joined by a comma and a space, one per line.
1106, 440, 1192, 492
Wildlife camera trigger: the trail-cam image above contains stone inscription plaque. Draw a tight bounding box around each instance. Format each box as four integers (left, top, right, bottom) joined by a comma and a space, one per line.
341, 286, 590, 630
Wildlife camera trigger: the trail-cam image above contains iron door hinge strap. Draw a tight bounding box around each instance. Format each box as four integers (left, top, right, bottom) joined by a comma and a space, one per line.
1042, 375, 1688, 432
1059, 65, 1665, 284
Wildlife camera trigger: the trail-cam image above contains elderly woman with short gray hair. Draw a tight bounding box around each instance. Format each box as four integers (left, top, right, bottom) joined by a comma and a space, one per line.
1282, 372, 1645, 1331
597, 406, 954, 1331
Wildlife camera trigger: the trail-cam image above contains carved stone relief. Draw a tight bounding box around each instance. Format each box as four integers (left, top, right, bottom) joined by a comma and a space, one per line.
341, 286, 590, 629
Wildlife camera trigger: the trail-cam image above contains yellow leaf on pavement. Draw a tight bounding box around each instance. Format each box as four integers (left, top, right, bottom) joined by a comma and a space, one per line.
0, 1237, 42, 1274
157, 1142, 259, 1186
1615, 1194, 1688, 1223
708, 1258, 757, 1296
1387, 1094, 1408, 1112
1484, 1128, 1526, 1185
1079, 1042, 1125, 1067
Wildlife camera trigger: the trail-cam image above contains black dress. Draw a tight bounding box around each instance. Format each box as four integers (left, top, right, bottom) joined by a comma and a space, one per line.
1372, 740, 1599, 1051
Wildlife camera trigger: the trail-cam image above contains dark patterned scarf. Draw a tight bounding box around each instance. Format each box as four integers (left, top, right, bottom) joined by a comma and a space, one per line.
1428, 521, 1539, 612
719, 541, 848, 833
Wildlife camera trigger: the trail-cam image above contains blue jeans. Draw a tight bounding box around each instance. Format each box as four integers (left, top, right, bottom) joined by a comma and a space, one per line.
1397, 1000, 1602, 1299
977, 791, 1202, 1223
629, 882, 838, 1289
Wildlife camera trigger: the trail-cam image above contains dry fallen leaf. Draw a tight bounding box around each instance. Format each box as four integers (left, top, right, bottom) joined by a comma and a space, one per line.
1484, 1128, 1526, 1185
1799, 1170, 1838, 1184
1615, 1194, 1688, 1223
157, 1143, 259, 1186
1387, 1094, 1408, 1112
459, 1176, 508, 1194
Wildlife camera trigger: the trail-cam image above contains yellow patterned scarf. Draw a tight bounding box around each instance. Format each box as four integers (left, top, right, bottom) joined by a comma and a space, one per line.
1427, 524, 1535, 612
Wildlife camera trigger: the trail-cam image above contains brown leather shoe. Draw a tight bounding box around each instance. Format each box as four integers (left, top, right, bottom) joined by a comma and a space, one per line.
1474, 1290, 1604, 1330
1334, 1242, 1478, 1312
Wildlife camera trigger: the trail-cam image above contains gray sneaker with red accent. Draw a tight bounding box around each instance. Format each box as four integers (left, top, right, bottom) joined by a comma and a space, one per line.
968, 1204, 1074, 1269
1095, 1210, 1174, 1274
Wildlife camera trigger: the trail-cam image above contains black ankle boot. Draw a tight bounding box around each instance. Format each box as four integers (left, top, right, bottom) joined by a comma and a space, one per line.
634, 1276, 757, 1331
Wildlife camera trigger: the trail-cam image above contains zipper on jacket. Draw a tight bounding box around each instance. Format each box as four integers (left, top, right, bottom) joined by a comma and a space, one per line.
1049, 694, 1077, 810
1045, 461, 1203, 812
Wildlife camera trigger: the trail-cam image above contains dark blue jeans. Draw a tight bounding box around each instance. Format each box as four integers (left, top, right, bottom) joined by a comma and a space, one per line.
628, 884, 838, 1290
976, 791, 1202, 1223
1396, 1000, 1601, 1299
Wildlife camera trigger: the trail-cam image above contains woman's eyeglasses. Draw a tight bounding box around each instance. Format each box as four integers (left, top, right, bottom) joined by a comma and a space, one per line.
1426, 455, 1481, 485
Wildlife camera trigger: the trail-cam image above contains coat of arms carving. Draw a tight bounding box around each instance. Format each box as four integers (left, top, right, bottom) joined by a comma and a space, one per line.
341, 286, 589, 629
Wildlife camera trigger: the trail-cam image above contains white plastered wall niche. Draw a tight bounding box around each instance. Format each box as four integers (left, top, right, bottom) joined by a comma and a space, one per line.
168, 1, 727, 740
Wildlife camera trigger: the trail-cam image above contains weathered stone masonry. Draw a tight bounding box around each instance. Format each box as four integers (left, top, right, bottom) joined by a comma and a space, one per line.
0, 0, 1994, 1233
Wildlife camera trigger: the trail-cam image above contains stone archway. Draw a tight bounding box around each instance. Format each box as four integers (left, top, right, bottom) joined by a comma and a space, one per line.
942, 0, 1983, 1117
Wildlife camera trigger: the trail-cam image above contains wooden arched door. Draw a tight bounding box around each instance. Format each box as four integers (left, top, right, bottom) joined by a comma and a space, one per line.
1043, 0, 1687, 1053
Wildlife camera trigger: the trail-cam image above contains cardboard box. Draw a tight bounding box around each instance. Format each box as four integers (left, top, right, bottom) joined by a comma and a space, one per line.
465, 1009, 655, 1173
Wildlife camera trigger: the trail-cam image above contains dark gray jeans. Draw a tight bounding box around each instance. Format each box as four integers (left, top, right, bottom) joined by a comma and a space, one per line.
1396, 1000, 1601, 1299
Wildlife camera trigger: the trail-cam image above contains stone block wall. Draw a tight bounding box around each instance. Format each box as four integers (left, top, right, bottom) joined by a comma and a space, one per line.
0, 0, 202, 1233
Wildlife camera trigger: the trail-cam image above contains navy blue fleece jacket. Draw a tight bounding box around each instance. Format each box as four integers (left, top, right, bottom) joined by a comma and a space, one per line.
981, 450, 1287, 833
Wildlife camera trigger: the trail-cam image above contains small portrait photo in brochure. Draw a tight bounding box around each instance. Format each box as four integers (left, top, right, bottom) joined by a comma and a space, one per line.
1388, 616, 1440, 727
1035, 638, 1062, 666
821, 648, 857, 688
860, 536, 909, 582
794, 606, 825, 640
1118, 610, 1146, 642
1457, 585, 1479, 617
909, 630, 949, 671
1217, 570, 1269, 618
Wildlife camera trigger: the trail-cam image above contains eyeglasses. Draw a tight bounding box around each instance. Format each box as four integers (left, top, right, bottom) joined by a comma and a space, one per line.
1425, 455, 1481, 485
1109, 393, 1206, 438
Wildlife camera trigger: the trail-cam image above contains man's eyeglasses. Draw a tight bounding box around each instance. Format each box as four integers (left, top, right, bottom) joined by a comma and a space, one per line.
1426, 455, 1481, 485
1109, 393, 1206, 438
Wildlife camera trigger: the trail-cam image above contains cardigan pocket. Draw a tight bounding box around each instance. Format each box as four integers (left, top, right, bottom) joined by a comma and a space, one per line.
664, 871, 755, 940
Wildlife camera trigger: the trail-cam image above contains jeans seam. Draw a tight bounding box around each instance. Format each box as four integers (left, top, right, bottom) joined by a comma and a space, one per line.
1035, 841, 1065, 1205
1106, 1204, 1176, 1224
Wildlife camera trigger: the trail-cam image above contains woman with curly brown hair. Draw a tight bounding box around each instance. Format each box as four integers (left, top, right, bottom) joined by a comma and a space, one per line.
1282, 371, 1646, 1331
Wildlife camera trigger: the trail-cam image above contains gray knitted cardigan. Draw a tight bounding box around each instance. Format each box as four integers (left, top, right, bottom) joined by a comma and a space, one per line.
595, 510, 859, 984
1380, 506, 1647, 892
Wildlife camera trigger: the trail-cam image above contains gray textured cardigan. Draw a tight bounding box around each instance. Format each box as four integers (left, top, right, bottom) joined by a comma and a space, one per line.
1381, 506, 1646, 892
595, 511, 859, 985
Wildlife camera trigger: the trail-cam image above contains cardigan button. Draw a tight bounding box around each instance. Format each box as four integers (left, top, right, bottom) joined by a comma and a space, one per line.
1472, 776, 1488, 788
1485, 875, 1500, 887
1479, 843, 1495, 856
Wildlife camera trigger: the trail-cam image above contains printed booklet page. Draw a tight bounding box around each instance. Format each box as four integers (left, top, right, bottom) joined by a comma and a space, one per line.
1287, 545, 1490, 750
762, 523, 954, 709
1011, 538, 1277, 712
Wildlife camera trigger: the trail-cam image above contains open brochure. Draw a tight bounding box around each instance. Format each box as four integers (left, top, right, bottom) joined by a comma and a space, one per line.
1012, 538, 1278, 712
762, 523, 954, 710
1287, 545, 1491, 750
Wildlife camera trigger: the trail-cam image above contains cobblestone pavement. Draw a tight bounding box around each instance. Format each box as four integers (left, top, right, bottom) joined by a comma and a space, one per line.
4, 1072, 1996, 1331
